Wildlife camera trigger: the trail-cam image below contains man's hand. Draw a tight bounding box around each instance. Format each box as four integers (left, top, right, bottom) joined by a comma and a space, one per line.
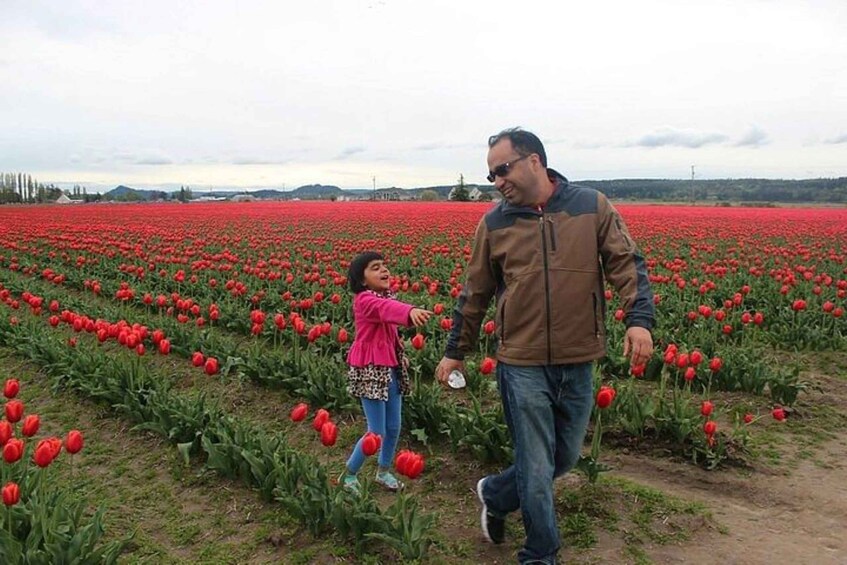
409, 308, 433, 327
435, 357, 464, 386
623, 326, 653, 367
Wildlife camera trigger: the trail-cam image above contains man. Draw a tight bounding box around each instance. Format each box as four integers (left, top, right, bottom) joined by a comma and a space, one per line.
435, 128, 654, 564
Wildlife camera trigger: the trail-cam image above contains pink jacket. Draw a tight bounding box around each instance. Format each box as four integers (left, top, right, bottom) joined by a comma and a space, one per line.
346, 291, 414, 367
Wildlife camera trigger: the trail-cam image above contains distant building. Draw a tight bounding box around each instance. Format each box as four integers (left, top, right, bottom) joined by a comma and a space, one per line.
230, 194, 257, 202
55, 194, 73, 204
469, 187, 483, 201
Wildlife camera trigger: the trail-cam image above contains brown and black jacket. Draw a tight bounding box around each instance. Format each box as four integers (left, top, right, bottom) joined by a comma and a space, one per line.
445, 170, 655, 366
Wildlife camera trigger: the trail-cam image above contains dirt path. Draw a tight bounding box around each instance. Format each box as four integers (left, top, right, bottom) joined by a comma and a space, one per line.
608, 437, 847, 565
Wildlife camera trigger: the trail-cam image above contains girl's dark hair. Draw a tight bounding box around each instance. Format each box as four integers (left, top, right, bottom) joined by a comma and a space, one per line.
348, 251, 384, 293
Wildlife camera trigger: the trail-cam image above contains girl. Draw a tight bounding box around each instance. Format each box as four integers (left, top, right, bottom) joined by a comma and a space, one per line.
341, 251, 432, 493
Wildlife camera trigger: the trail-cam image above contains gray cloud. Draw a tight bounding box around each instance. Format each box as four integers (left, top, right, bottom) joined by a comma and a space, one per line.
135, 156, 173, 165
628, 127, 729, 148
231, 157, 290, 165
825, 133, 847, 144
336, 145, 366, 159
412, 141, 477, 152
736, 126, 769, 147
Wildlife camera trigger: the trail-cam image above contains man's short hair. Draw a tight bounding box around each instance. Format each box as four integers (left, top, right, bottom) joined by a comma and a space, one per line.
488, 127, 547, 168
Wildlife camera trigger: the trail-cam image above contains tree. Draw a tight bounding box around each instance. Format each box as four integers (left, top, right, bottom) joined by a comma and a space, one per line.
450, 174, 470, 202
419, 189, 439, 201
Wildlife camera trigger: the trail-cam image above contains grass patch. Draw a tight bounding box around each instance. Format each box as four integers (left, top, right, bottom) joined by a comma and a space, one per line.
555, 475, 714, 560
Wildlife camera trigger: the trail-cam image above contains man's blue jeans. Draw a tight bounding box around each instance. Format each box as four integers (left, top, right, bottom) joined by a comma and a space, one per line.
480, 362, 594, 564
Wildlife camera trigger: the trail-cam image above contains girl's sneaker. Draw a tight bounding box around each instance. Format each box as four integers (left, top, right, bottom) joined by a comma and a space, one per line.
340, 473, 361, 495
375, 470, 404, 492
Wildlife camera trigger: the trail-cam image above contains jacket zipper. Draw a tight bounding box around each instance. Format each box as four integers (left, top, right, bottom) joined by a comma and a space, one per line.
547, 218, 557, 251
539, 211, 552, 364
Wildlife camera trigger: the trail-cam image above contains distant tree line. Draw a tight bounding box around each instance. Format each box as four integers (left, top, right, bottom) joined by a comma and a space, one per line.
579, 178, 847, 204
0, 172, 63, 204
0, 173, 109, 204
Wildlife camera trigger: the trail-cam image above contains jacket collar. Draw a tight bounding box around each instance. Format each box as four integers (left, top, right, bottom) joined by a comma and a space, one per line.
500, 168, 569, 216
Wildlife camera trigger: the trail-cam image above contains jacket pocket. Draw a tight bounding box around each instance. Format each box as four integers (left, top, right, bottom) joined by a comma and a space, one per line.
499, 298, 507, 344
592, 293, 599, 337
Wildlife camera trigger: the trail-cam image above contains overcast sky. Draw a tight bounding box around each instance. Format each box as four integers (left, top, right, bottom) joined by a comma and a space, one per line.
1, 0, 845, 191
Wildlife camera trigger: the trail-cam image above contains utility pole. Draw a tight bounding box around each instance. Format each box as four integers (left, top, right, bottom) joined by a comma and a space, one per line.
372, 176, 376, 201
690, 165, 696, 205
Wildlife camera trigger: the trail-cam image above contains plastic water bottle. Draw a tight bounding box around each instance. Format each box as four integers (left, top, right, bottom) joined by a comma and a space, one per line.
447, 369, 466, 389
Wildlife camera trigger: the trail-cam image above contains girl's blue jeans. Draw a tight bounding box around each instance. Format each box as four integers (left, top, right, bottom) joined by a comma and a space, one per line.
346, 368, 402, 473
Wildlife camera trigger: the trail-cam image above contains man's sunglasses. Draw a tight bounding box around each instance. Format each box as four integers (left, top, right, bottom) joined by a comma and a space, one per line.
487, 154, 530, 183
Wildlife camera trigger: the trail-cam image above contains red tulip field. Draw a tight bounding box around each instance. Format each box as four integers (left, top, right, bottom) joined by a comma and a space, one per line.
0, 200, 845, 563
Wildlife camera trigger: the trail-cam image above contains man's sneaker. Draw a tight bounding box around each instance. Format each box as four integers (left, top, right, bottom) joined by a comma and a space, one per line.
476, 477, 505, 544
375, 470, 404, 492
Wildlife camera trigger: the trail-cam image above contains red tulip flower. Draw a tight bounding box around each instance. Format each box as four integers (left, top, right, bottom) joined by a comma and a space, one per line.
395, 450, 425, 479
2, 439, 24, 463
3, 378, 20, 399
204, 357, 219, 375
595, 386, 616, 409
703, 420, 717, 436
483, 320, 496, 335
743, 413, 754, 424
708, 357, 723, 373
630, 363, 646, 377
313, 408, 330, 432
320, 421, 338, 447
5, 399, 24, 423
411, 334, 425, 350
700, 401, 714, 417
480, 357, 495, 375
395, 449, 413, 475
192, 351, 205, 367
337, 328, 349, 344
158, 339, 171, 355
33, 439, 56, 467
289, 403, 309, 422
0, 421, 12, 446
2, 482, 20, 506
65, 430, 84, 454
361, 432, 382, 456
21, 414, 40, 437
772, 407, 786, 421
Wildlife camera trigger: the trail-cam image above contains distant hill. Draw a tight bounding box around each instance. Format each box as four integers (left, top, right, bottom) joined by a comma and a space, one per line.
290, 184, 344, 198
99, 178, 847, 204
104, 185, 168, 201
